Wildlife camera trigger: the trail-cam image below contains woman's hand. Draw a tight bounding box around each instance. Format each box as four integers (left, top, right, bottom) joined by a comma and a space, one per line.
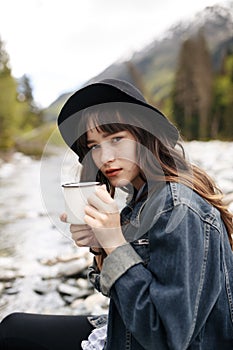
60, 213, 100, 248
70, 224, 101, 248
84, 185, 127, 254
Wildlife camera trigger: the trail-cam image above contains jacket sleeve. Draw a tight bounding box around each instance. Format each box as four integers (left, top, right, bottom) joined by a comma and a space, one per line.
99, 204, 222, 349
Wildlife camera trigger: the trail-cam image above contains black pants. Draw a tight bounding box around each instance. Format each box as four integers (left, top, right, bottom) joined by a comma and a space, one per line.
0, 312, 94, 350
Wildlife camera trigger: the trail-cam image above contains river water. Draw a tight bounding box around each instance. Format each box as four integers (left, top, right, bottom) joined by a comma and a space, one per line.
0, 147, 85, 319
0, 141, 233, 320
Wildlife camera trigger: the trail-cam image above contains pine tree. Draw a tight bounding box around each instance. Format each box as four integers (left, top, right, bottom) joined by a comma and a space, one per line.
172, 30, 213, 140
212, 51, 233, 138
172, 38, 198, 139
17, 74, 43, 129
18, 74, 33, 104
194, 30, 213, 139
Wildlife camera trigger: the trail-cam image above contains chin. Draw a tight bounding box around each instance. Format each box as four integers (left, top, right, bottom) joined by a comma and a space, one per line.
110, 178, 131, 188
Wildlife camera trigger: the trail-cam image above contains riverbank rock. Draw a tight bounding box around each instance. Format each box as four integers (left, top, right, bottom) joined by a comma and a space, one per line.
0, 270, 24, 282
42, 258, 89, 279
70, 291, 109, 315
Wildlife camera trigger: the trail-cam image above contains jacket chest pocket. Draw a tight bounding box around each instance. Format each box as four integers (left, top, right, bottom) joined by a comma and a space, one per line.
131, 236, 150, 265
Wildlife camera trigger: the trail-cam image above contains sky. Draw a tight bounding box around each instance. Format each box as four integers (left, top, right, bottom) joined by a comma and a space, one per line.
0, 0, 230, 108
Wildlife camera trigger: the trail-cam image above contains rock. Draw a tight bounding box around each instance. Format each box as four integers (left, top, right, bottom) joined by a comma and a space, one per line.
42, 258, 89, 279
4, 286, 20, 295
33, 279, 60, 295
39, 249, 90, 266
38, 291, 65, 310
0, 282, 5, 294
3, 281, 14, 289
83, 292, 109, 314
76, 278, 92, 290
70, 298, 85, 309
0, 297, 8, 310
57, 258, 89, 278
57, 281, 92, 305
70, 292, 109, 315
0, 257, 19, 270
58, 283, 83, 297
0, 270, 24, 282
70, 299, 89, 314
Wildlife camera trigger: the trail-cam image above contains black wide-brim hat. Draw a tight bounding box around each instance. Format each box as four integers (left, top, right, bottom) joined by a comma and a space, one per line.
57, 79, 179, 161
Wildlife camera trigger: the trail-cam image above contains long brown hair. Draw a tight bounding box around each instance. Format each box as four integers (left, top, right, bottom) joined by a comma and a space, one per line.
76, 105, 233, 258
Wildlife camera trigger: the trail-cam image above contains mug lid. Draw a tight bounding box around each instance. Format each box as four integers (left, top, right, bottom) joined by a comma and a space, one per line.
62, 181, 100, 188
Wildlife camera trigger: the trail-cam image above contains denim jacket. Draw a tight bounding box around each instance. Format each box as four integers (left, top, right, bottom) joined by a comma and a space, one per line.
88, 182, 233, 349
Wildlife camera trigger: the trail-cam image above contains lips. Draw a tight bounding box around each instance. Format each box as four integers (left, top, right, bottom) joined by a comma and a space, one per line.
105, 168, 122, 177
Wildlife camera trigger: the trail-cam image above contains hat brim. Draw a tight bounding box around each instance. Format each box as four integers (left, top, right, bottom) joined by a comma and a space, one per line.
57, 81, 179, 158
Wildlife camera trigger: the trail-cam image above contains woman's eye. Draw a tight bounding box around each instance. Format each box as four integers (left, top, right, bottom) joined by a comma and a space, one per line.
112, 136, 123, 143
89, 144, 100, 151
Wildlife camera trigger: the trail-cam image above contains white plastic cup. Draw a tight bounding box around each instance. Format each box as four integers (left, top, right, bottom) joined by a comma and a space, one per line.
62, 182, 100, 224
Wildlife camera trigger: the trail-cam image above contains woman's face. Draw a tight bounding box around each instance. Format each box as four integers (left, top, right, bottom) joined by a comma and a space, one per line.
86, 126, 144, 190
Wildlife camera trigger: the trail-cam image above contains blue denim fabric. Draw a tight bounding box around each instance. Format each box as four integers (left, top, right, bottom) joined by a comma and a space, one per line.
88, 182, 233, 349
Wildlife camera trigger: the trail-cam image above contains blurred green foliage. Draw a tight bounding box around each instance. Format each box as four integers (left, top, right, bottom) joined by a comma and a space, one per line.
0, 37, 43, 152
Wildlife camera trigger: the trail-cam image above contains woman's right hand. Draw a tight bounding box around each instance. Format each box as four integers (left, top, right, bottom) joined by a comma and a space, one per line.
60, 213, 100, 248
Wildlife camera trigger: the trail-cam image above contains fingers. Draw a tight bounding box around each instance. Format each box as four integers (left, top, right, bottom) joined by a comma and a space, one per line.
84, 205, 106, 221
87, 189, 118, 214
70, 225, 100, 248
60, 213, 100, 248
95, 185, 114, 203
73, 233, 100, 248
70, 224, 90, 233
84, 213, 100, 229
70, 225, 93, 241
74, 236, 93, 247
60, 213, 67, 222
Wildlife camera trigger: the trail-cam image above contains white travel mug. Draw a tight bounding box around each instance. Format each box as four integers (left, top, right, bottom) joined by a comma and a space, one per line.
62, 182, 100, 224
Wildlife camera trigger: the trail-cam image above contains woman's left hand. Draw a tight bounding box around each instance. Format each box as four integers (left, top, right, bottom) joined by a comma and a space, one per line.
84, 185, 127, 254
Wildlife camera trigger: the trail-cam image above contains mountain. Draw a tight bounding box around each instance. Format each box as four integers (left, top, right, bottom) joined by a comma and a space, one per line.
44, 2, 233, 121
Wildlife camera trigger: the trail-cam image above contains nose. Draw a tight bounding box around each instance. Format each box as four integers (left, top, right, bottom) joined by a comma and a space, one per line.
100, 144, 115, 164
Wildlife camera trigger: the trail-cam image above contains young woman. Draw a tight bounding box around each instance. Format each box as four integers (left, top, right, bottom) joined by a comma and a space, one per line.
0, 79, 232, 349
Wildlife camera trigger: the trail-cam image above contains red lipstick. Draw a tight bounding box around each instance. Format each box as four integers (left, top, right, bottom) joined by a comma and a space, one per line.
105, 168, 122, 177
